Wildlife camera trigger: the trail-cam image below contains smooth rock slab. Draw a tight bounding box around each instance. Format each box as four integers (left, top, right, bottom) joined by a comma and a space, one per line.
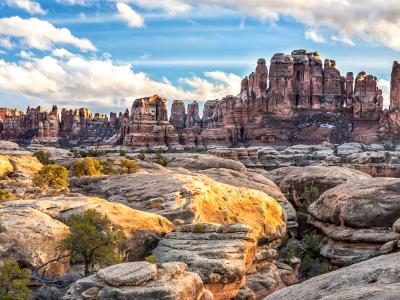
264, 252, 400, 300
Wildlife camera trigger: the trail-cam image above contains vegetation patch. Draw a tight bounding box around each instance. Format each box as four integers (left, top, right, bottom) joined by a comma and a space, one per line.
72, 157, 103, 178
33, 164, 69, 189
0, 260, 30, 300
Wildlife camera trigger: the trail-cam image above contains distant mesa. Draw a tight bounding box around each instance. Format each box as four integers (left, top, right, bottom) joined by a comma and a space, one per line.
1, 49, 400, 148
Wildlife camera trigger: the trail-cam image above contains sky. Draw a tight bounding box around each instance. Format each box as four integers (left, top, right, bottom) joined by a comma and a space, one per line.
1, 0, 400, 114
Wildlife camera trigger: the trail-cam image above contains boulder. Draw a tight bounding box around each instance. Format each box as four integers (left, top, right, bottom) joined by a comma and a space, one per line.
6, 155, 43, 177
64, 261, 213, 300
152, 223, 257, 299
74, 172, 286, 241
336, 143, 363, 156
198, 168, 296, 225
308, 177, 400, 265
0, 194, 174, 275
0, 141, 19, 150
264, 252, 400, 300
279, 166, 371, 206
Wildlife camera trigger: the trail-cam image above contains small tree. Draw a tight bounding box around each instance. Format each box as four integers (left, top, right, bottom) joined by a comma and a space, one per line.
119, 158, 140, 174
33, 164, 69, 189
72, 158, 103, 178
138, 151, 145, 161
34, 150, 52, 165
0, 260, 30, 300
61, 209, 124, 276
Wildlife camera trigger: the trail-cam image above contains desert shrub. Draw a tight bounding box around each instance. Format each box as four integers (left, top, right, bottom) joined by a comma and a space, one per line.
154, 152, 168, 167
193, 224, 206, 234
101, 159, 117, 175
33, 164, 69, 189
34, 150, 52, 165
138, 150, 145, 161
79, 149, 104, 158
301, 254, 315, 273
145, 255, 158, 264
0, 260, 30, 300
302, 186, 320, 203
61, 209, 124, 276
0, 190, 16, 202
119, 158, 140, 174
281, 242, 303, 261
319, 264, 331, 275
303, 234, 323, 252
119, 149, 126, 157
384, 151, 391, 163
72, 157, 103, 178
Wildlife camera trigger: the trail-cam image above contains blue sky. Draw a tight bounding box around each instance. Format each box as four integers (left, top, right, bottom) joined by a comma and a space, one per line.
0, 0, 399, 113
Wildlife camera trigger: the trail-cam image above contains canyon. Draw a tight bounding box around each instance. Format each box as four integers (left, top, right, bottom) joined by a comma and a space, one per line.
2, 49, 400, 148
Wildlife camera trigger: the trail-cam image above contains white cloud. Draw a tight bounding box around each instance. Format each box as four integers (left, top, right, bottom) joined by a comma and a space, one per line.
121, 0, 192, 15
52, 48, 74, 58
0, 37, 14, 49
6, 0, 46, 15
179, 71, 242, 100
331, 35, 355, 47
0, 54, 242, 110
118, 0, 400, 51
116, 2, 145, 28
305, 28, 325, 43
0, 17, 96, 51
378, 79, 390, 109
55, 0, 94, 5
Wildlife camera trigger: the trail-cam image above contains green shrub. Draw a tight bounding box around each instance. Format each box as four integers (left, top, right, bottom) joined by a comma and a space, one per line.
193, 224, 206, 234
101, 159, 117, 175
145, 255, 158, 264
384, 151, 391, 163
79, 149, 104, 158
282, 242, 302, 261
72, 157, 103, 178
33, 164, 69, 189
319, 264, 331, 275
138, 150, 145, 161
301, 254, 315, 273
0, 260, 30, 300
303, 234, 323, 252
61, 209, 124, 276
0, 190, 15, 202
155, 152, 168, 167
119, 149, 126, 157
34, 150, 52, 165
302, 186, 320, 203
119, 158, 140, 174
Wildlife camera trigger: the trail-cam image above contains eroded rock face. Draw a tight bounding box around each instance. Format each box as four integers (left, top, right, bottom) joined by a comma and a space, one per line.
264, 252, 400, 300
152, 223, 257, 300
278, 166, 371, 206
64, 261, 213, 300
0, 194, 174, 275
308, 177, 400, 266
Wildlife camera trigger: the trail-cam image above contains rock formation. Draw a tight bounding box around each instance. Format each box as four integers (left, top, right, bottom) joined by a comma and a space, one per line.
64, 261, 213, 300
308, 177, 400, 266
265, 252, 400, 300
3, 49, 400, 147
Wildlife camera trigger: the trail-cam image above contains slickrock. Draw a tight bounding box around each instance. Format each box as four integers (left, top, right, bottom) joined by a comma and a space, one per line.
75, 172, 286, 241
278, 166, 371, 206
264, 252, 400, 300
64, 261, 213, 300
0, 194, 174, 275
308, 177, 400, 265
197, 167, 296, 224
152, 223, 257, 299
0, 156, 13, 177
0, 154, 42, 178
0, 202, 70, 276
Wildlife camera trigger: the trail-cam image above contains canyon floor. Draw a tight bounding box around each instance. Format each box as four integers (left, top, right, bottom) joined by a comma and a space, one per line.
0, 140, 399, 300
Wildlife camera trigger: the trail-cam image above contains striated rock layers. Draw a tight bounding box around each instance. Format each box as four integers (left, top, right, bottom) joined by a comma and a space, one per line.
64, 261, 213, 300
3, 49, 400, 147
308, 177, 400, 266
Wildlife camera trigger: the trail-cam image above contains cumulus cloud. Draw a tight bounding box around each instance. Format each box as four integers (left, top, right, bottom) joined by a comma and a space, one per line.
55, 0, 94, 5
116, 2, 145, 28
0, 17, 96, 51
378, 79, 391, 109
6, 0, 46, 15
305, 28, 325, 43
0, 53, 242, 111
